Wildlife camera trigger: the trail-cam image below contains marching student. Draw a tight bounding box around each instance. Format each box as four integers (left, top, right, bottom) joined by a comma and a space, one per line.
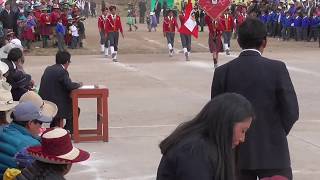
221, 9, 234, 55
206, 15, 223, 68
281, 12, 293, 41
179, 10, 192, 61
309, 13, 320, 42
163, 9, 179, 57
301, 13, 310, 41
105, 5, 124, 62
98, 7, 109, 56
293, 12, 302, 41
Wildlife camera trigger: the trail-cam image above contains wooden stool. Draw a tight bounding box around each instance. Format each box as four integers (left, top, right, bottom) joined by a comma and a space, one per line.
71, 86, 109, 143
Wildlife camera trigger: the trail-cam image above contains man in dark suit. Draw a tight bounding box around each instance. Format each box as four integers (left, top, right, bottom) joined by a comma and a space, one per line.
39, 51, 82, 133
211, 18, 299, 180
0, 2, 18, 36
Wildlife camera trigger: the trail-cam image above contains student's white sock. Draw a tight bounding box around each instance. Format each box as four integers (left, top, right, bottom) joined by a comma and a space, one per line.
110, 46, 115, 54
101, 45, 105, 52
168, 43, 173, 50
183, 48, 187, 54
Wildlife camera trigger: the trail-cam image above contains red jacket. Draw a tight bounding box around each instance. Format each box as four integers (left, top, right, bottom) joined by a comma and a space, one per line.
237, 13, 246, 26
60, 13, 68, 26
163, 16, 179, 32
221, 14, 234, 32
51, 11, 60, 25
40, 13, 51, 26
205, 15, 223, 36
98, 15, 107, 31
179, 14, 186, 26
33, 10, 42, 21
105, 14, 123, 33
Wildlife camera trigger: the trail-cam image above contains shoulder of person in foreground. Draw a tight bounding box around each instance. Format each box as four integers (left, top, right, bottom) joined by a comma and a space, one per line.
167, 135, 215, 180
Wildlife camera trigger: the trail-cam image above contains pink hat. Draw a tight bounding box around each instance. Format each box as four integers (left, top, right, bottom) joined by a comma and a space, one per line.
28, 128, 90, 164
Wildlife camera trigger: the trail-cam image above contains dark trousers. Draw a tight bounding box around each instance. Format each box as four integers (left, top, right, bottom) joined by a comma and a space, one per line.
139, 15, 145, 24
166, 32, 175, 47
71, 36, 79, 49
223, 31, 232, 47
57, 33, 65, 51
23, 40, 32, 49
282, 27, 291, 40
294, 27, 302, 41
274, 23, 282, 38
109, 31, 119, 51
302, 27, 309, 41
51, 108, 80, 134
91, 9, 96, 17
309, 27, 319, 41
42, 35, 49, 48
180, 34, 191, 52
155, 12, 160, 24
238, 168, 292, 180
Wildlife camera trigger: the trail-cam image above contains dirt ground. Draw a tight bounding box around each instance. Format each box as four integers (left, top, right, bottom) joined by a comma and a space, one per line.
25, 16, 319, 56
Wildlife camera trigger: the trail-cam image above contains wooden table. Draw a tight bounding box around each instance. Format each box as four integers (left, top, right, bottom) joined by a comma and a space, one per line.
71, 86, 109, 143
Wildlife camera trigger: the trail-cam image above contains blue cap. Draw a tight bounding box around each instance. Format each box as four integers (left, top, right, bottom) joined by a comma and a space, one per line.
13, 102, 52, 123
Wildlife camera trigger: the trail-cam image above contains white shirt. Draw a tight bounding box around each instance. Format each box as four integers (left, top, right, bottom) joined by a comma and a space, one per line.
241, 49, 262, 56
70, 25, 79, 37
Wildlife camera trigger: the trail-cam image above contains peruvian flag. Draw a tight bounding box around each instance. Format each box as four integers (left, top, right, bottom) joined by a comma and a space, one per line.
179, 0, 199, 38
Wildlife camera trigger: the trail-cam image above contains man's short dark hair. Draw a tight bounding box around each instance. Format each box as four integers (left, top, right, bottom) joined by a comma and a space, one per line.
237, 17, 267, 49
7, 48, 23, 62
56, 51, 71, 65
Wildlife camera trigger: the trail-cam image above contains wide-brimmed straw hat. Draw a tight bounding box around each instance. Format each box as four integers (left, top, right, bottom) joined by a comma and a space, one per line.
28, 128, 90, 164
19, 91, 58, 118
0, 61, 9, 75
0, 77, 18, 111
0, 40, 24, 59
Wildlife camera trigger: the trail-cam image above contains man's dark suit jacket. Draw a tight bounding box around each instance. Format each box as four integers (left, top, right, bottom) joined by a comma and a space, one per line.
0, 9, 16, 30
39, 64, 81, 119
211, 50, 299, 170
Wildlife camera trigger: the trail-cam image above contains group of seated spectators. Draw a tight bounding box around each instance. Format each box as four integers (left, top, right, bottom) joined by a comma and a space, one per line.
0, 45, 87, 179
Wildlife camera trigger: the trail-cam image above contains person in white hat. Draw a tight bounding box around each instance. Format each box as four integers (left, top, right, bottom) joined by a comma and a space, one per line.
0, 61, 18, 125
0, 102, 53, 177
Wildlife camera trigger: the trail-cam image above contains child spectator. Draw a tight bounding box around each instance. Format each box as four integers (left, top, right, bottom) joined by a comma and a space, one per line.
70, 20, 79, 49
56, 18, 66, 51
301, 13, 310, 41
22, 14, 36, 50
77, 16, 86, 48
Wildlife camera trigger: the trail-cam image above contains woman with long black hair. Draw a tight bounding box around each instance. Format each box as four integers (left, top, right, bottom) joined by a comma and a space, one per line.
156, 93, 254, 180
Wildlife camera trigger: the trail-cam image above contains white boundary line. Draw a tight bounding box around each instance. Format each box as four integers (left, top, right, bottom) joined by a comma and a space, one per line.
110, 124, 178, 129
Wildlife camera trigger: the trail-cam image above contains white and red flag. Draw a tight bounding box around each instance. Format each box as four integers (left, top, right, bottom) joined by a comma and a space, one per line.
179, 0, 199, 38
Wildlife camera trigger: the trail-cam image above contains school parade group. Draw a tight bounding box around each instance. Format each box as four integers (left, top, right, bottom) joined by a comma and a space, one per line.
0, 0, 96, 52
112, 0, 320, 67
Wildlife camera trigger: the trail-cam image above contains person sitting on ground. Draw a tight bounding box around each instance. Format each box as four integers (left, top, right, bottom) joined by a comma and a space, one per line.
0, 61, 18, 126
156, 93, 254, 180
15, 127, 90, 180
39, 51, 82, 134
0, 102, 54, 177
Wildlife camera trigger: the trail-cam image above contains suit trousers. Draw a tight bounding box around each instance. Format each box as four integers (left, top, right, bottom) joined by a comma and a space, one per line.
180, 34, 191, 52
237, 168, 292, 180
108, 32, 119, 51
166, 32, 175, 48
51, 107, 80, 134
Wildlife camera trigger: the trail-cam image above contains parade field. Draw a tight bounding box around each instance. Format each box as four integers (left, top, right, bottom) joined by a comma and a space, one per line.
21, 17, 320, 180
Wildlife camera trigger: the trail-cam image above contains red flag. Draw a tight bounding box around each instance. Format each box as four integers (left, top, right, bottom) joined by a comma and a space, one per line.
179, 0, 199, 38
199, 0, 232, 19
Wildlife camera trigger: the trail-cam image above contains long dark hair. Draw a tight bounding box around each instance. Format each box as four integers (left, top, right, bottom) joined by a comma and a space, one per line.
159, 93, 254, 180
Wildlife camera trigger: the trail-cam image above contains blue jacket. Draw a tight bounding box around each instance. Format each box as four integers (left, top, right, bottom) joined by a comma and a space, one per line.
282, 16, 293, 28
301, 17, 310, 28
260, 14, 268, 24
267, 12, 274, 23
310, 16, 320, 28
56, 23, 66, 36
294, 16, 302, 27
0, 123, 40, 176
